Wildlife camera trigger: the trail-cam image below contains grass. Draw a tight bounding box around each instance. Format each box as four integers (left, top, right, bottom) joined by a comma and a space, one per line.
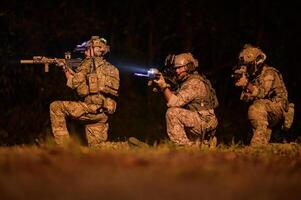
0, 141, 301, 200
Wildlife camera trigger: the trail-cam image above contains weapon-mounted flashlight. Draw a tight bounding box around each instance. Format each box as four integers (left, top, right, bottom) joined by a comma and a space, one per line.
134, 68, 160, 80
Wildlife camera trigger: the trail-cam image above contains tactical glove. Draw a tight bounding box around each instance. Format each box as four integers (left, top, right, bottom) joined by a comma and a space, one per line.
154, 73, 170, 91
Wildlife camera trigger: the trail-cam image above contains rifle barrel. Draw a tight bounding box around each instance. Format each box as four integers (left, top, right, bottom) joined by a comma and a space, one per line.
20, 60, 34, 64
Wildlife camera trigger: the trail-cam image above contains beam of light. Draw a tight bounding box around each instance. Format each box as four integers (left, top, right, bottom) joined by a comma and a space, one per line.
134, 68, 159, 79
117, 65, 149, 74
134, 73, 149, 77
110, 59, 160, 76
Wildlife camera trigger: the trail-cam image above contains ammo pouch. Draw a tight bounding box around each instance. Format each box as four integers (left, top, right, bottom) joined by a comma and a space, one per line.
87, 67, 119, 97
103, 98, 117, 114
100, 68, 119, 97
76, 83, 89, 97
87, 72, 99, 94
282, 103, 294, 131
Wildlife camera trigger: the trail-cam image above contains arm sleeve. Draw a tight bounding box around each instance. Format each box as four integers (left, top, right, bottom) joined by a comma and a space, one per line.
251, 70, 275, 98
167, 79, 205, 107
66, 59, 90, 89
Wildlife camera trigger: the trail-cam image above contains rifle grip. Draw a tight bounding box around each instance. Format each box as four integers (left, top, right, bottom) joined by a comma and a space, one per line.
154, 73, 161, 80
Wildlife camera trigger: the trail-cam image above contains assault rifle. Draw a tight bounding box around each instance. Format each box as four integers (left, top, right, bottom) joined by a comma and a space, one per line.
134, 66, 178, 91
231, 65, 246, 80
20, 52, 82, 74
134, 68, 161, 80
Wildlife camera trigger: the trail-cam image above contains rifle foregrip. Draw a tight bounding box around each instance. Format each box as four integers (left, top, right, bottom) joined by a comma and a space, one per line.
20, 60, 34, 64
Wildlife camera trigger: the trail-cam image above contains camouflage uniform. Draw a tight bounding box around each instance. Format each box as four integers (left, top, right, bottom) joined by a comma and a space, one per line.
235, 44, 294, 146
241, 65, 289, 146
166, 72, 218, 145
50, 38, 119, 146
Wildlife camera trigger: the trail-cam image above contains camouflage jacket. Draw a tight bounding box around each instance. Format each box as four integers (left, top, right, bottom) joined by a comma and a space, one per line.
167, 72, 215, 115
241, 65, 288, 104
66, 57, 120, 108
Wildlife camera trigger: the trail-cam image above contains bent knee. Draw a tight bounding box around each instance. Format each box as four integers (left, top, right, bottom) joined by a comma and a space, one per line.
248, 102, 267, 119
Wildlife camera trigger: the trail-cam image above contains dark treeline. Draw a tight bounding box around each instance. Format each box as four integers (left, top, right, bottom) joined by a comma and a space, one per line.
0, 0, 300, 145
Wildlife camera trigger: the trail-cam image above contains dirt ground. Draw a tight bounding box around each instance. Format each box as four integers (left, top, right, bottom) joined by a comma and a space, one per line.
0, 142, 301, 200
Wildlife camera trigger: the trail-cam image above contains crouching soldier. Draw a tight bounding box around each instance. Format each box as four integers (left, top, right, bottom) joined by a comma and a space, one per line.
50, 36, 120, 147
232, 44, 294, 146
153, 53, 219, 147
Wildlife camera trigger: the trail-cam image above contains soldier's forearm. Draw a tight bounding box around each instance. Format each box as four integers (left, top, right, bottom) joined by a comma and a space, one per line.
64, 70, 74, 79
163, 88, 173, 102
65, 73, 75, 88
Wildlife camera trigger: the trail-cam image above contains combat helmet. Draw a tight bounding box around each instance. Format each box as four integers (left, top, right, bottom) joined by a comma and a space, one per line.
174, 53, 199, 72
86, 36, 110, 55
238, 44, 267, 76
239, 44, 266, 65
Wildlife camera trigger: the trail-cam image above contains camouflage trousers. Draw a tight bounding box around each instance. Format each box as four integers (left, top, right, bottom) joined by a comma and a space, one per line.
248, 99, 284, 146
166, 107, 218, 145
50, 101, 108, 147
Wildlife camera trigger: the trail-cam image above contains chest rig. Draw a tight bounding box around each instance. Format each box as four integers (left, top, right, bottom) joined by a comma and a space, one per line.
85, 57, 120, 114
86, 57, 119, 97
184, 73, 219, 111
252, 65, 288, 103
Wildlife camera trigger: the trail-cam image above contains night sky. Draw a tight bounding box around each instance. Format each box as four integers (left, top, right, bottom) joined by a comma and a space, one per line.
0, 0, 300, 145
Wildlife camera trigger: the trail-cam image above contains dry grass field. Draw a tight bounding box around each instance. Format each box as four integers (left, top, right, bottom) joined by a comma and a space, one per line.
0, 141, 301, 200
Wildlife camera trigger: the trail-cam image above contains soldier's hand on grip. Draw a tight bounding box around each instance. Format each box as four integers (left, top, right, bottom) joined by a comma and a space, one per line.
154, 73, 170, 91
235, 73, 249, 88
232, 65, 249, 88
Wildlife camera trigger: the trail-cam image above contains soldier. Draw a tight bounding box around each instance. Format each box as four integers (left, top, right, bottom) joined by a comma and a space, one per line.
233, 44, 294, 146
153, 53, 219, 146
50, 36, 120, 147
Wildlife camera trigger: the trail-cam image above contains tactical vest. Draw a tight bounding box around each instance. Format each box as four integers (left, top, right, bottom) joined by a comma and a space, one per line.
185, 73, 219, 111
87, 57, 120, 97
76, 57, 119, 114
252, 65, 288, 104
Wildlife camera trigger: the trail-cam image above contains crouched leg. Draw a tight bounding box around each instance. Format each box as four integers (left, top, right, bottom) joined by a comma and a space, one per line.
85, 122, 109, 147
80, 112, 109, 147
50, 101, 70, 145
166, 107, 200, 145
248, 101, 270, 146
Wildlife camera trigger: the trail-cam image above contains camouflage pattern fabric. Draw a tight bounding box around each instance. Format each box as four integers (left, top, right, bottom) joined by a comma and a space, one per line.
50, 56, 119, 146
247, 66, 288, 102
166, 74, 218, 145
248, 99, 283, 146
282, 103, 294, 131
166, 107, 218, 145
242, 65, 289, 146
67, 57, 120, 99
50, 101, 108, 146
